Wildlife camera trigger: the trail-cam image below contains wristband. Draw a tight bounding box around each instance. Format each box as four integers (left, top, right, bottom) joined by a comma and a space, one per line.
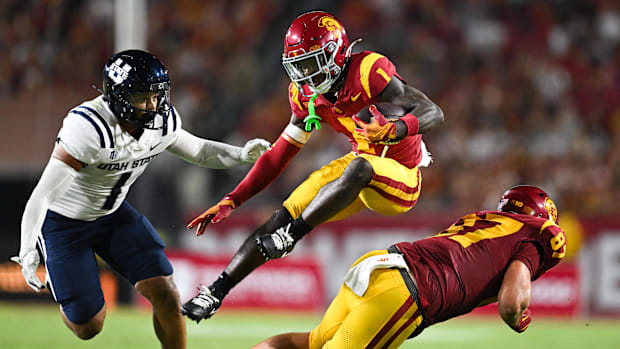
400, 113, 420, 136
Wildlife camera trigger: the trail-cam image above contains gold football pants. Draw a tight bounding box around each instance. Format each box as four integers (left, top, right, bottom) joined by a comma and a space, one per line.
283, 152, 422, 221
309, 250, 424, 348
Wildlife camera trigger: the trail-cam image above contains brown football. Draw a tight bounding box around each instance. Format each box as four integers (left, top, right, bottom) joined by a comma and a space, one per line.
354, 103, 408, 125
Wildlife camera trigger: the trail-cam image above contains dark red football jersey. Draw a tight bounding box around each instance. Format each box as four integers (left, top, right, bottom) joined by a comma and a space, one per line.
287, 50, 423, 169
395, 210, 566, 326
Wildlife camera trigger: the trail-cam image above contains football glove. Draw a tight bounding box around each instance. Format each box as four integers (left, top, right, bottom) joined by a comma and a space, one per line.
10, 249, 45, 292
187, 195, 237, 236
352, 105, 399, 144
514, 308, 532, 333
240, 138, 271, 163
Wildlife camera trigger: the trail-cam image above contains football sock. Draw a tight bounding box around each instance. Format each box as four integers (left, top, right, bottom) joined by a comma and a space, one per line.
290, 216, 313, 241
209, 272, 236, 300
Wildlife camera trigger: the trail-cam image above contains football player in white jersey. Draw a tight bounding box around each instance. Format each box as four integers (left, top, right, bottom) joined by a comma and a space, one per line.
11, 50, 271, 348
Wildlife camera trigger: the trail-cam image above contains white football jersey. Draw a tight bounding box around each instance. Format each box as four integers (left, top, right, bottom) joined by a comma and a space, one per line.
49, 95, 182, 221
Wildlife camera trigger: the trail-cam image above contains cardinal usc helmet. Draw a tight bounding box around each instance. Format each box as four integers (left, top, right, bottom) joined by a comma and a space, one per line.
282, 11, 352, 96
498, 185, 559, 224
103, 49, 171, 129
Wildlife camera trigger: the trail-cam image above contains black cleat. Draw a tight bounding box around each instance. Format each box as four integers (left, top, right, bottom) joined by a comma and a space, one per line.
181, 285, 222, 323
256, 223, 296, 260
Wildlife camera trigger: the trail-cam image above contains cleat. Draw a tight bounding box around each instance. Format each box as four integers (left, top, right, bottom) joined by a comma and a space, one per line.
181, 285, 221, 323
256, 223, 296, 260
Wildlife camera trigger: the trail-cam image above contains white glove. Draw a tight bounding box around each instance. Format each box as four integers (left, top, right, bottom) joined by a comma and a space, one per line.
10, 249, 45, 292
240, 138, 271, 163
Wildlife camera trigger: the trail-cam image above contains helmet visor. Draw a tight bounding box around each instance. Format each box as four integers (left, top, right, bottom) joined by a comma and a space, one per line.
284, 54, 328, 84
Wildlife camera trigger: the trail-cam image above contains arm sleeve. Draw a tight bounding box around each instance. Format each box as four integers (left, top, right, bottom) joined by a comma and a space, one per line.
228, 131, 303, 206
166, 128, 248, 169
512, 242, 543, 281
19, 158, 77, 255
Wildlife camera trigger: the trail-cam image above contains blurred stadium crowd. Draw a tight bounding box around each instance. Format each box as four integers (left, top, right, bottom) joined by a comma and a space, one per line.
2, 0, 619, 235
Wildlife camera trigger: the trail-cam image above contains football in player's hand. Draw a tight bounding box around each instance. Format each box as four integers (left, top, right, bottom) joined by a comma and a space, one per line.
354, 103, 407, 126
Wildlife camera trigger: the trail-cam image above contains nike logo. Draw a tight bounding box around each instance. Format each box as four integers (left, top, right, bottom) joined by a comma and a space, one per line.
351, 92, 361, 102
150, 142, 162, 151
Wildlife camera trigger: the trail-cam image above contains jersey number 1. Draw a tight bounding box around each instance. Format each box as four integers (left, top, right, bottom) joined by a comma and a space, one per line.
102, 172, 131, 209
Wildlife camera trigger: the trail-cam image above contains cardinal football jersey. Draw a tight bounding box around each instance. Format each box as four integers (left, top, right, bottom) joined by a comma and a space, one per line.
49, 95, 181, 221
395, 211, 567, 326
287, 50, 424, 169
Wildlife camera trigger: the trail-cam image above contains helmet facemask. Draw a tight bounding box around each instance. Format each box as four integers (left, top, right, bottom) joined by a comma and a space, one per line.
115, 82, 171, 129
282, 39, 343, 96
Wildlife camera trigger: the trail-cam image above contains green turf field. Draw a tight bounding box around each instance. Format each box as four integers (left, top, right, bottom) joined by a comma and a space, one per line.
1, 302, 618, 348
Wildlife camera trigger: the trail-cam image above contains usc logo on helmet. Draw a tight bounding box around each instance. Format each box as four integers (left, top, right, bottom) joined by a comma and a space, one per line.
544, 197, 558, 223
318, 16, 342, 37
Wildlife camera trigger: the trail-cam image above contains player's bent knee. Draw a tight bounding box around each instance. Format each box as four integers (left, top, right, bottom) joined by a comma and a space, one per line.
342, 157, 373, 186
61, 296, 105, 327
62, 303, 106, 340
73, 322, 103, 340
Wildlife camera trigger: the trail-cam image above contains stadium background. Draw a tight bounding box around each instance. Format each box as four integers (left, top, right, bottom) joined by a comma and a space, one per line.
1, 0, 619, 347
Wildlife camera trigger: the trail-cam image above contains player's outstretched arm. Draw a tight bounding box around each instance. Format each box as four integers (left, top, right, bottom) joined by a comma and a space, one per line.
167, 129, 271, 169
378, 77, 444, 136
187, 117, 308, 235
12, 144, 80, 291
498, 260, 532, 333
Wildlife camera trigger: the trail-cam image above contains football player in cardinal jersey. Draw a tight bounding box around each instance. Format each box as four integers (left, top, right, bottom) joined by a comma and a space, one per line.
252, 185, 566, 349
182, 10, 444, 323
11, 49, 270, 347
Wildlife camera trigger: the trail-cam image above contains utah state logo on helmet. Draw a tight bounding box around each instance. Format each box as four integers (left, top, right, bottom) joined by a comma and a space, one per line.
103, 49, 171, 129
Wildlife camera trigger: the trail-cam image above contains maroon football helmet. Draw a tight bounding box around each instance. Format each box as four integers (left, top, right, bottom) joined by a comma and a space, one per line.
498, 185, 559, 224
282, 11, 352, 95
